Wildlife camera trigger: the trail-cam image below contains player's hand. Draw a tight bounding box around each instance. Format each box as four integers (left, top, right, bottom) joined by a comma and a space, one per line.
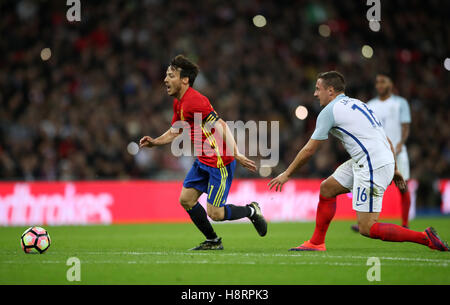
395, 143, 403, 155
392, 169, 406, 192
139, 136, 155, 148
235, 153, 257, 172
268, 171, 289, 192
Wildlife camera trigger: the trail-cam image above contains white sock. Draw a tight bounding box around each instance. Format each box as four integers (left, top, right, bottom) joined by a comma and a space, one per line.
249, 206, 255, 217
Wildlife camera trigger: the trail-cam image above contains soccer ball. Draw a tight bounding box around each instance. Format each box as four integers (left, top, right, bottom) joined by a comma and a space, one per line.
21, 226, 51, 254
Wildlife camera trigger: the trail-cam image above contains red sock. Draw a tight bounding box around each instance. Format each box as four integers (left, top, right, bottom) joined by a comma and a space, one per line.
310, 195, 336, 245
369, 222, 430, 246
400, 190, 411, 227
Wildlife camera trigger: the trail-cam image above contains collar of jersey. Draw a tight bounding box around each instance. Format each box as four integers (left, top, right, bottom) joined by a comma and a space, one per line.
325, 93, 346, 109
332, 93, 346, 102
177, 87, 194, 102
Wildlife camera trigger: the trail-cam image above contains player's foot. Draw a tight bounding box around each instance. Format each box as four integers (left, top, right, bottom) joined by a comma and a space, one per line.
248, 202, 267, 237
402, 225, 409, 229
350, 224, 359, 233
289, 240, 326, 251
189, 237, 224, 250
425, 227, 449, 251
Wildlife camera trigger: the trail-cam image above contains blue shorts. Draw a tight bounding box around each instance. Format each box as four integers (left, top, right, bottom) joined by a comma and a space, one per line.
183, 159, 236, 207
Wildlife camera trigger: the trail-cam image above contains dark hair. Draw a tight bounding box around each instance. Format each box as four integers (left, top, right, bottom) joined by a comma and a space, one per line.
317, 71, 346, 92
376, 71, 393, 82
169, 55, 199, 87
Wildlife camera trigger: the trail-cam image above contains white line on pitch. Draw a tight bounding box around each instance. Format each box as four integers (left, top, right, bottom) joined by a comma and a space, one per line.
1, 259, 447, 267
72, 251, 450, 264
42, 251, 450, 267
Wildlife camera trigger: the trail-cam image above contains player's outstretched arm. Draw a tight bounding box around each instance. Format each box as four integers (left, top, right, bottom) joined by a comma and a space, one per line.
268, 139, 323, 192
139, 127, 180, 148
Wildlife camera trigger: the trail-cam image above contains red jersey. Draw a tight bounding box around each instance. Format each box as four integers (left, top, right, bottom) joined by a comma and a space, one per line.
171, 87, 234, 168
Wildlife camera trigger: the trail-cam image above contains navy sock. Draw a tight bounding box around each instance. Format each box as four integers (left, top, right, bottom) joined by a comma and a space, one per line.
223, 204, 252, 221
186, 203, 217, 240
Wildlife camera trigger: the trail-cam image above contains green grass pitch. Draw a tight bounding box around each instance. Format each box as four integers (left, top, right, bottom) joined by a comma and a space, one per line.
1, 218, 449, 285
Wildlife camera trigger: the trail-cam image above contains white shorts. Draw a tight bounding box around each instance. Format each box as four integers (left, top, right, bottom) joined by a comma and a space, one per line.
396, 149, 410, 181
332, 159, 395, 213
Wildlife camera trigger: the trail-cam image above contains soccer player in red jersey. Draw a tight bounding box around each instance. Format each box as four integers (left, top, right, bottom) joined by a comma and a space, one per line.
139, 55, 267, 250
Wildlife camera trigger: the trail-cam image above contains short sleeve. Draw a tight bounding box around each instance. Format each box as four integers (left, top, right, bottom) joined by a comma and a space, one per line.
311, 104, 335, 140
194, 99, 213, 119
398, 97, 411, 124
184, 96, 216, 122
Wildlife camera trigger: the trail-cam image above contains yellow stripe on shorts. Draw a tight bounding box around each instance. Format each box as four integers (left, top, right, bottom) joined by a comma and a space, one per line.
213, 166, 228, 207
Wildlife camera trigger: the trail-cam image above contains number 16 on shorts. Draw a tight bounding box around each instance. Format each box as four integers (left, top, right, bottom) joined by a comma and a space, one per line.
353, 186, 370, 212
356, 187, 368, 203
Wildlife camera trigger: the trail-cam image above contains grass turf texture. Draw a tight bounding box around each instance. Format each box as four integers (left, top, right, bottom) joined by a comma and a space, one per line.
1, 218, 449, 285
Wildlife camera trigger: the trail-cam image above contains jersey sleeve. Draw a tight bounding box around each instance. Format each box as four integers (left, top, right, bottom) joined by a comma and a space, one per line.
311, 104, 335, 140
398, 97, 411, 124
185, 96, 219, 123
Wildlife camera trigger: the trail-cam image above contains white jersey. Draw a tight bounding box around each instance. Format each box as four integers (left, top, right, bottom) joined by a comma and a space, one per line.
311, 94, 394, 170
367, 94, 411, 151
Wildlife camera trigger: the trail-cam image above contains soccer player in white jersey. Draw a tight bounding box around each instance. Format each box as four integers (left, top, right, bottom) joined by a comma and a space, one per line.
351, 73, 412, 232
371, 73, 412, 226
268, 71, 448, 251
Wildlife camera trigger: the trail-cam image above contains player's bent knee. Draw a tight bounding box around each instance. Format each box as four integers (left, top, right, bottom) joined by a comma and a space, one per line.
319, 181, 327, 197
320, 180, 333, 198
179, 197, 196, 210
358, 221, 375, 237
358, 226, 370, 237
207, 207, 225, 221
208, 212, 223, 221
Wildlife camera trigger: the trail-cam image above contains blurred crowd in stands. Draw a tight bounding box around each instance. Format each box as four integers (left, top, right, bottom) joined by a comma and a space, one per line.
0, 0, 448, 207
